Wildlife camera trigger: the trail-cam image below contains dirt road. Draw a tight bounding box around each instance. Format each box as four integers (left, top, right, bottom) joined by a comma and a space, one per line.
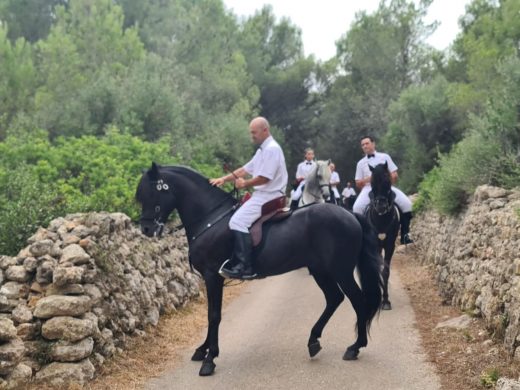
146, 268, 441, 390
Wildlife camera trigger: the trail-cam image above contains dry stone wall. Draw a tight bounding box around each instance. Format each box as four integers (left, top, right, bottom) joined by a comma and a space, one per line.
0, 212, 200, 388
412, 185, 520, 360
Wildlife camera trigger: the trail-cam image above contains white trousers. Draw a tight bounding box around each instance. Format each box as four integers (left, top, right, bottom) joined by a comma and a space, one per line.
353, 185, 412, 214
229, 191, 282, 233
290, 181, 305, 201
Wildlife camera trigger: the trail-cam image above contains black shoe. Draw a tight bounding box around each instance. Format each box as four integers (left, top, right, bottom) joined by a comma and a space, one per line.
220, 263, 257, 279
219, 231, 257, 280
401, 233, 414, 245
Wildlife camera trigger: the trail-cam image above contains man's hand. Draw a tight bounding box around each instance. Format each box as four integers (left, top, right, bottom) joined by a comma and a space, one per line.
210, 177, 226, 187
235, 178, 247, 189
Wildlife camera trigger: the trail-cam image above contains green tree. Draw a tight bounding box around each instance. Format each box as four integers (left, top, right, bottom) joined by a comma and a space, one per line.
0, 0, 67, 43
0, 25, 36, 139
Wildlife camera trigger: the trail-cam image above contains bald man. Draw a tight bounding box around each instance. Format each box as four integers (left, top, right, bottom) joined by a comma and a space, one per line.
210, 117, 288, 279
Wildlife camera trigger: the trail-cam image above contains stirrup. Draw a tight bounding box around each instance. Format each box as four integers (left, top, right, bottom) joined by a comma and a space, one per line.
218, 259, 233, 277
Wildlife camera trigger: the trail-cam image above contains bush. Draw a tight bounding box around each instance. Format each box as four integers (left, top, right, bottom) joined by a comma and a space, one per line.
0, 128, 225, 254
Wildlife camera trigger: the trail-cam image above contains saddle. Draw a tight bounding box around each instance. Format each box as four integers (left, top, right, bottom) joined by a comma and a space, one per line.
250, 196, 292, 247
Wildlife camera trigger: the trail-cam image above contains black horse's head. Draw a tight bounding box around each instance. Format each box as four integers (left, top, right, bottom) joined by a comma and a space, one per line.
369, 162, 395, 215
135, 162, 176, 237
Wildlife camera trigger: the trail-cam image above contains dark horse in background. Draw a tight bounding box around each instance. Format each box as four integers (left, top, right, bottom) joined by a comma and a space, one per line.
366, 162, 400, 311
136, 163, 383, 376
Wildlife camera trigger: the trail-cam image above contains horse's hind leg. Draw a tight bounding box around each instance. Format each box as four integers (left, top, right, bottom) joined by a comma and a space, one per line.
336, 273, 367, 360
196, 274, 224, 376
307, 270, 344, 358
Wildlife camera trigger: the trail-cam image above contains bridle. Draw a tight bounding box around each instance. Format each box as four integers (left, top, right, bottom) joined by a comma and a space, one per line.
139, 177, 239, 240
300, 165, 330, 205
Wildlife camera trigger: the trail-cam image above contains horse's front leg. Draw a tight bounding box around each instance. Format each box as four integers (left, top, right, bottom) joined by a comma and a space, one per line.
381, 242, 395, 310
197, 273, 224, 376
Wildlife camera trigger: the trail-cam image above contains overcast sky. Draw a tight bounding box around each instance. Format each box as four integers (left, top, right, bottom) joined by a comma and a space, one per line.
223, 0, 472, 61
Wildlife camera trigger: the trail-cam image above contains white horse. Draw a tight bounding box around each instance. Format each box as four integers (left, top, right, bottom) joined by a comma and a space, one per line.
298, 160, 332, 207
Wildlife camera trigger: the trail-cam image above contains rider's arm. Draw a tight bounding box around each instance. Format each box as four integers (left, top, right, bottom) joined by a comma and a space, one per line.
390, 170, 398, 184
210, 167, 247, 187
235, 175, 269, 189
355, 177, 370, 190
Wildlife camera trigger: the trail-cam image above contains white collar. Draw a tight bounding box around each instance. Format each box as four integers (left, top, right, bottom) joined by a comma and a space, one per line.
259, 136, 273, 149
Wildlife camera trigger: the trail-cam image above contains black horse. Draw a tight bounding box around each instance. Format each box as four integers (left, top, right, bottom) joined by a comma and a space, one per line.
136, 163, 383, 376
366, 162, 400, 310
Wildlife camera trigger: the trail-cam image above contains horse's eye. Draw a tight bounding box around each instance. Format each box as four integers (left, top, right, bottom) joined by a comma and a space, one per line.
155, 206, 161, 213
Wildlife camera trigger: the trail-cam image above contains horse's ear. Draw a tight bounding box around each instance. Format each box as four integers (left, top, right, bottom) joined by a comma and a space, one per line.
327, 159, 331, 165
369, 165, 374, 172
149, 162, 160, 180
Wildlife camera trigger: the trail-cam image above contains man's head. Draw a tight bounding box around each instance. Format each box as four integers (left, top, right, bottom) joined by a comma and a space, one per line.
329, 162, 336, 172
360, 136, 376, 155
347, 181, 352, 187
249, 117, 271, 145
304, 148, 315, 161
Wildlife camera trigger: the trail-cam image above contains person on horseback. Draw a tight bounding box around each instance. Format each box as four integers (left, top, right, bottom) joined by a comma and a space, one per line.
290, 148, 316, 210
329, 162, 341, 204
352, 136, 414, 244
210, 117, 288, 279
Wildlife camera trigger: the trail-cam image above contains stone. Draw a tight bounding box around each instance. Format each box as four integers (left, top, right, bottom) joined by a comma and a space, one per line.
83, 284, 102, 305
5, 266, 30, 283
50, 337, 94, 362
16, 323, 41, 341
5, 363, 32, 389
0, 296, 18, 312
434, 314, 473, 330
60, 244, 90, 265
52, 266, 84, 286
41, 316, 97, 342
0, 319, 17, 341
29, 240, 54, 257
33, 296, 92, 319
45, 283, 85, 296
11, 305, 33, 324
0, 339, 25, 375
0, 282, 27, 299
496, 378, 520, 390
34, 359, 95, 387
0, 257, 17, 270
36, 261, 55, 284
23, 257, 38, 272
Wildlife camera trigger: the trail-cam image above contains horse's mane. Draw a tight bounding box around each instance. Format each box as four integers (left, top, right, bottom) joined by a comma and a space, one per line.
160, 165, 235, 202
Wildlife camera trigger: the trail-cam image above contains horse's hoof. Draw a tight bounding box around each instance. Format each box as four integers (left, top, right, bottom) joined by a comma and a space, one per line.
308, 341, 322, 358
199, 361, 216, 376
191, 349, 207, 361
342, 348, 359, 361
381, 301, 392, 310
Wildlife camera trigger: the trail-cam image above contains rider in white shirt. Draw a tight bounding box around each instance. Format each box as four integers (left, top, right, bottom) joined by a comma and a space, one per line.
341, 181, 356, 210
290, 148, 316, 210
353, 136, 414, 244
210, 117, 288, 278
329, 162, 341, 204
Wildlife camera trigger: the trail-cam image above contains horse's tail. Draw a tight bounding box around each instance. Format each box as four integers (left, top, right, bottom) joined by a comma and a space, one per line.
354, 212, 383, 332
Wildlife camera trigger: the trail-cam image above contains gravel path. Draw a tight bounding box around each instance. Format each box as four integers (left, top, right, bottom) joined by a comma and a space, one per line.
146, 267, 441, 390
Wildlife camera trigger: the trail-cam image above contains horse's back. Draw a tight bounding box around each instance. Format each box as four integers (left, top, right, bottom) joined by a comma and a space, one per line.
254, 203, 363, 276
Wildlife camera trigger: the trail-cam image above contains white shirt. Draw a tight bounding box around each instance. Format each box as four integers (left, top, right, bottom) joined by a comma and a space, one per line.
342, 187, 356, 198
330, 171, 340, 198
296, 160, 316, 180
243, 136, 288, 193
355, 151, 398, 181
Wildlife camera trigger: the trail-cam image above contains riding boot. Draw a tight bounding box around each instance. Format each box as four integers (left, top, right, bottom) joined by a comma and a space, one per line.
220, 231, 257, 280
400, 212, 414, 244
290, 199, 299, 211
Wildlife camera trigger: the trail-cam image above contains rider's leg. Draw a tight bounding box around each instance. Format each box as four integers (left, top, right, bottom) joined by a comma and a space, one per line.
392, 187, 414, 244
353, 186, 370, 214
221, 196, 263, 279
